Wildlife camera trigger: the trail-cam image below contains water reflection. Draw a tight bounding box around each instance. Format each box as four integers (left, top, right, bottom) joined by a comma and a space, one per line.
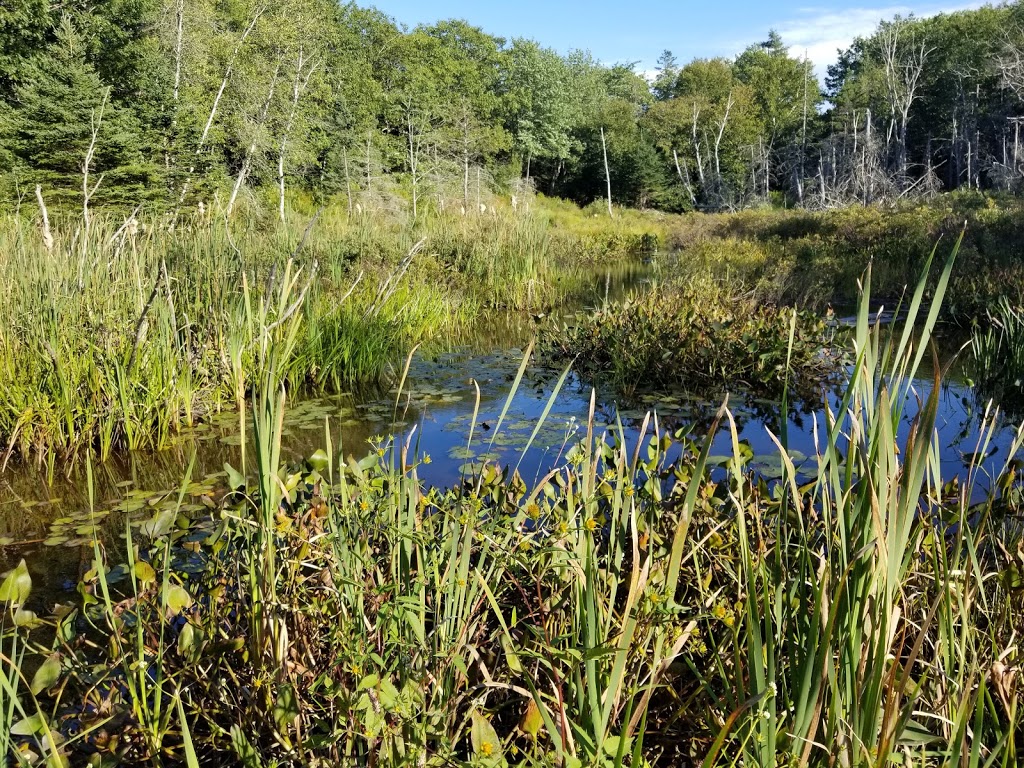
2, 262, 1022, 604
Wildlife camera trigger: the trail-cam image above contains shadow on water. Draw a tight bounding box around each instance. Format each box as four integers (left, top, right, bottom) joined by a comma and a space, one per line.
2, 260, 1022, 604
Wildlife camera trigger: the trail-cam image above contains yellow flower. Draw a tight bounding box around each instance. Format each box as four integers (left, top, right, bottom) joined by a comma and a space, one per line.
584, 517, 598, 532
423, 454, 432, 465
479, 742, 494, 757
526, 502, 541, 520
359, 499, 369, 512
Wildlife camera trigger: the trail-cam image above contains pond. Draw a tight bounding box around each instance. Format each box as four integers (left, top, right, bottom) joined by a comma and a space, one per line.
1, 258, 1021, 607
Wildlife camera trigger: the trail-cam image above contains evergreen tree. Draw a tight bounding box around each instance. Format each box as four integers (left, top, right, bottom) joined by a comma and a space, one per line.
3, 15, 155, 206
652, 49, 679, 101
0, 0, 51, 101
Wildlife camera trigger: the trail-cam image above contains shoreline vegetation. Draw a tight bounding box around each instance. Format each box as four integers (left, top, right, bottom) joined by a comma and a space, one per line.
4, 0, 1024, 763
3, 194, 1024, 468
0, 195, 659, 467
2, 241, 1024, 766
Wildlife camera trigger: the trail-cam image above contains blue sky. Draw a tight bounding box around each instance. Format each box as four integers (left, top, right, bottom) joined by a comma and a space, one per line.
365, 0, 988, 77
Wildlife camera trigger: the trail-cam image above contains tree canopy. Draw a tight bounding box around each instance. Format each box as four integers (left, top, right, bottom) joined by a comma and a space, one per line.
2, 1, 1023, 214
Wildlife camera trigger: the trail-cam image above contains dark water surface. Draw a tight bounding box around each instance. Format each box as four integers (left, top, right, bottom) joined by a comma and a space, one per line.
2, 260, 1021, 601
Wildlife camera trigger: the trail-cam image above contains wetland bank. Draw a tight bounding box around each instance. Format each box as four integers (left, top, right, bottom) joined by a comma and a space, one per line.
4, 0, 1024, 764
2, 200, 1024, 768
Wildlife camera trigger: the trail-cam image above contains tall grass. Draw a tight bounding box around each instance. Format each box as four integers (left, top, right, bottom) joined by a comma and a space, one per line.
1, 196, 653, 466
665, 203, 1024, 319
544, 272, 842, 398
4, 232, 1022, 765
971, 297, 1024, 418
694, 238, 1023, 765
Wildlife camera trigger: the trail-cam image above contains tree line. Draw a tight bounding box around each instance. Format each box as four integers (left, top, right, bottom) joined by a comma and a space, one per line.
2, 0, 1024, 215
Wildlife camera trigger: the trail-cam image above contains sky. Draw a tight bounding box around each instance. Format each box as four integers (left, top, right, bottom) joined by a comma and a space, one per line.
364, 0, 991, 79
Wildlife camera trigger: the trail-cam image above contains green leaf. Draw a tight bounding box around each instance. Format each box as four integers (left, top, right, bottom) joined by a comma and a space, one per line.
224, 462, 246, 491
307, 449, 330, 473
10, 713, 44, 735
520, 699, 543, 738
178, 622, 198, 659
14, 608, 40, 628
32, 654, 62, 695
140, 510, 176, 538
0, 559, 32, 605
230, 724, 263, 768
357, 674, 380, 691
378, 679, 400, 711
134, 561, 156, 584
177, 696, 201, 768
166, 585, 193, 615
471, 711, 503, 762
273, 684, 299, 734
500, 634, 522, 673
602, 735, 631, 757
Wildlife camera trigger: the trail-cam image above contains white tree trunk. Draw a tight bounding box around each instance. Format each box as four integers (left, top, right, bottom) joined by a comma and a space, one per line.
178, 7, 264, 207
601, 126, 613, 216
227, 59, 282, 216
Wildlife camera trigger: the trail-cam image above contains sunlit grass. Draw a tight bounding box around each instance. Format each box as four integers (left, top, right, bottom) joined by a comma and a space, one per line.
2, 236, 1021, 766
0, 200, 654, 466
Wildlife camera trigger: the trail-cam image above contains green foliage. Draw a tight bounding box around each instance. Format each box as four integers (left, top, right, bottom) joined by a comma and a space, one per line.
2, 0, 1024, 212
664, 202, 1024, 317
542, 276, 840, 396
0, 199, 650, 463
734, 30, 820, 145
970, 298, 1024, 419
6, 248, 1024, 765
1, 16, 157, 206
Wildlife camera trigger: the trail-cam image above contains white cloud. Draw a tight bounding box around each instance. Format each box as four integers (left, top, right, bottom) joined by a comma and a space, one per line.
774, 1, 988, 79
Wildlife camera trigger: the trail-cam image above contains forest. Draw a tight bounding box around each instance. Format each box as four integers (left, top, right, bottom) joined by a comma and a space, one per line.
4, 0, 1024, 212
2, 2, 1024, 767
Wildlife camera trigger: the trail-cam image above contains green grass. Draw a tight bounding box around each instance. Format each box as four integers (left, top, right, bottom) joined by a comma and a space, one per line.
665, 201, 1024, 318
6, 191, 1024, 467
2, 237, 1022, 766
971, 298, 1024, 419
0, 198, 654, 466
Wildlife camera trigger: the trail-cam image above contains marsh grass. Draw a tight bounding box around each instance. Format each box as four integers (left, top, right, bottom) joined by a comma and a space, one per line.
665, 203, 1024, 318
543, 274, 843, 397
971, 298, 1024, 419
3, 235, 1022, 766
0, 197, 655, 466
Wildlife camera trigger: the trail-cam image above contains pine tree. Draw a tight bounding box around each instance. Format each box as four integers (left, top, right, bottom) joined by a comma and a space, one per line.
0, 0, 52, 101
4, 15, 155, 207
652, 50, 679, 101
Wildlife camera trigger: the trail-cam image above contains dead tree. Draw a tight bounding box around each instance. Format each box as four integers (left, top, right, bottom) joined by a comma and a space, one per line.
878, 19, 933, 184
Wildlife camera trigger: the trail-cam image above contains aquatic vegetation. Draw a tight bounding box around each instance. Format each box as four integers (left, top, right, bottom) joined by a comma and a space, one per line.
0, 199, 653, 466
970, 297, 1024, 417
665, 202, 1024, 318
543, 276, 843, 397
2, 237, 1022, 766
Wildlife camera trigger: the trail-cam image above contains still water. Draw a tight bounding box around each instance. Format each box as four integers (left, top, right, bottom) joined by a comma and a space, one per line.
2, 261, 1021, 602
